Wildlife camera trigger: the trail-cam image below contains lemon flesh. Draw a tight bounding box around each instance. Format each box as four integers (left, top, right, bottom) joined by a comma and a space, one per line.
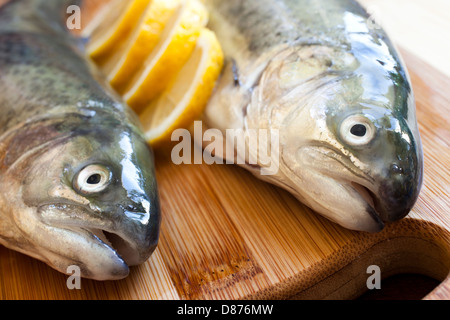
86, 0, 151, 64
123, 0, 209, 113
140, 29, 224, 146
104, 0, 181, 94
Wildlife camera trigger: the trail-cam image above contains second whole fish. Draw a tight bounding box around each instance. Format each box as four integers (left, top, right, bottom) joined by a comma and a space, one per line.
203, 0, 423, 232
0, 0, 160, 280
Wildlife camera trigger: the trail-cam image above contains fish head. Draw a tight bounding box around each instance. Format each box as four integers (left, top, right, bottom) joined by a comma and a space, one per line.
6, 113, 160, 280
326, 96, 423, 227
255, 45, 423, 232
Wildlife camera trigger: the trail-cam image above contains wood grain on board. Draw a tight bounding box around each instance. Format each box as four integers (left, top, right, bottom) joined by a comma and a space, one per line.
0, 0, 448, 300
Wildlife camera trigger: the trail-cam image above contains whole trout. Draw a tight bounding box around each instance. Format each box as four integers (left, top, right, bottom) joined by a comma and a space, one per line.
0, 0, 160, 280
204, 0, 423, 232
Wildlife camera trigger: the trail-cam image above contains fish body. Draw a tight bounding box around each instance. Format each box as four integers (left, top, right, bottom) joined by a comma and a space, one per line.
204, 0, 423, 232
0, 0, 160, 280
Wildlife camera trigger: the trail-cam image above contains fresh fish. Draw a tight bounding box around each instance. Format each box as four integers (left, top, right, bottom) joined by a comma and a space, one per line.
0, 0, 160, 280
204, 0, 423, 232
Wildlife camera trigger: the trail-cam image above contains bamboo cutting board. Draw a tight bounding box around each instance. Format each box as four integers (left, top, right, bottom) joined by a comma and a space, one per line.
0, 0, 449, 300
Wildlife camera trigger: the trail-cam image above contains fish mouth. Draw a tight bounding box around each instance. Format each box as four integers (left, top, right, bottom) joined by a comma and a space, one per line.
350, 182, 385, 229
75, 226, 131, 279
351, 177, 417, 226
37, 203, 155, 280
290, 145, 387, 232
351, 182, 376, 209
81, 227, 142, 267
289, 145, 419, 232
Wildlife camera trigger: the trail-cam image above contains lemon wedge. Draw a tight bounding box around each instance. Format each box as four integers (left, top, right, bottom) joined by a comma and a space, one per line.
139, 29, 224, 146
103, 0, 181, 94
123, 0, 209, 113
86, 0, 151, 64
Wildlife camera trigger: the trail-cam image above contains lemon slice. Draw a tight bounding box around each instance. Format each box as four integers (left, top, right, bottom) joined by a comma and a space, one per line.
139, 29, 224, 146
86, 0, 151, 64
123, 0, 209, 113
103, 0, 181, 95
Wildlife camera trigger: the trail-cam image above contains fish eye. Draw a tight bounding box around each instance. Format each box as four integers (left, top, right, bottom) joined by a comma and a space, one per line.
74, 164, 112, 195
340, 115, 376, 146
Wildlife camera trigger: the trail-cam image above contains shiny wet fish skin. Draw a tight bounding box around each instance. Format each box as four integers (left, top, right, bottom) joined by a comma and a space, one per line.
204, 0, 423, 232
0, 0, 160, 280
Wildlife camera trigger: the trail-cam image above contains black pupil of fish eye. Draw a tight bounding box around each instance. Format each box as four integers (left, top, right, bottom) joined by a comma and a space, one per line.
86, 173, 102, 185
350, 124, 367, 137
